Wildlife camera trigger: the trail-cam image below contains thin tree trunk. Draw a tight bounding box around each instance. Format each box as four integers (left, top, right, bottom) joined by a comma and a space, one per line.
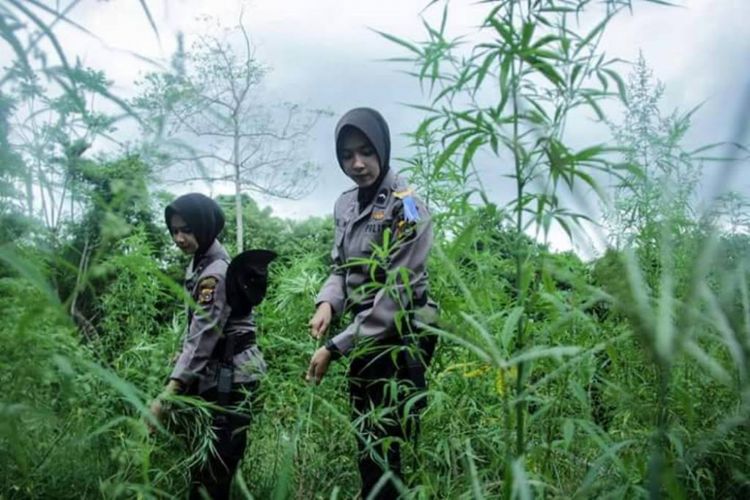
70, 235, 97, 341
55, 175, 69, 233
37, 163, 51, 229
25, 167, 34, 219
70, 235, 90, 318
234, 125, 243, 253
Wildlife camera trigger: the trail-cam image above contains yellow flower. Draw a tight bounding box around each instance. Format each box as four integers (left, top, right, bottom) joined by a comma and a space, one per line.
463, 365, 491, 378
495, 366, 518, 396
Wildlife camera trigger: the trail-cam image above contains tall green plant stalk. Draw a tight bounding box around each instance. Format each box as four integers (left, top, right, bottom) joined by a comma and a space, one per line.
507, 0, 530, 458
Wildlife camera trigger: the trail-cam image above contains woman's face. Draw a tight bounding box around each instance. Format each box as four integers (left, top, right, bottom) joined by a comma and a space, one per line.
170, 214, 199, 255
338, 128, 381, 187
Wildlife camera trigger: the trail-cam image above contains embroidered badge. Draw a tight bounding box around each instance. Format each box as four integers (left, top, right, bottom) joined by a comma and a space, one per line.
374, 188, 389, 208
197, 277, 217, 305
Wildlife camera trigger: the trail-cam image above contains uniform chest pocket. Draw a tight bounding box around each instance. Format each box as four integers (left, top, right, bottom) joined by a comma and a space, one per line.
334, 215, 348, 247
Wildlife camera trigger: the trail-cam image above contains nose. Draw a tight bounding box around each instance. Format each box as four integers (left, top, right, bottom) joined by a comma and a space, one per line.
173, 230, 185, 243
352, 153, 366, 169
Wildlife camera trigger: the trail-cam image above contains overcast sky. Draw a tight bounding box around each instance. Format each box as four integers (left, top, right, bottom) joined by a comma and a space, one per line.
8, 0, 750, 254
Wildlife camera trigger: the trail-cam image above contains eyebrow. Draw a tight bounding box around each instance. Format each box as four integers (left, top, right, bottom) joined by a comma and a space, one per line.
339, 142, 373, 152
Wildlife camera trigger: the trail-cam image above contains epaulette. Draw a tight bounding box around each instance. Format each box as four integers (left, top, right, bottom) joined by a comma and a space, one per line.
393, 188, 413, 199
393, 188, 420, 223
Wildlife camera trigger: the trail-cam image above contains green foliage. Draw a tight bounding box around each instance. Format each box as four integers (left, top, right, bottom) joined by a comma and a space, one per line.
3, 0, 750, 499
216, 194, 334, 260
0, 276, 108, 498
379, 0, 750, 497
96, 229, 175, 362
242, 252, 359, 496
50, 154, 167, 341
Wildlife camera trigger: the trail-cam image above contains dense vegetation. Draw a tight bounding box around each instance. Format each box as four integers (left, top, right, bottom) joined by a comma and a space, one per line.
1, 1, 749, 498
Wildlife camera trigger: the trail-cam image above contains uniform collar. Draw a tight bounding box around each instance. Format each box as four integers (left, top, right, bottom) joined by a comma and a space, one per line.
187, 240, 228, 279
202, 240, 227, 261
352, 169, 397, 224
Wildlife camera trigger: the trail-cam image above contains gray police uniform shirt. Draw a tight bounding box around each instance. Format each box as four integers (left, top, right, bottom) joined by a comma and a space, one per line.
171, 240, 266, 393
316, 169, 434, 354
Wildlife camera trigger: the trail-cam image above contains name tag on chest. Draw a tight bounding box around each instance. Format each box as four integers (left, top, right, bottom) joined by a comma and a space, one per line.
364, 222, 388, 234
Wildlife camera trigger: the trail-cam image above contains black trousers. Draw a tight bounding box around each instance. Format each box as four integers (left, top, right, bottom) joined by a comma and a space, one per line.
348, 333, 436, 500
188, 382, 258, 500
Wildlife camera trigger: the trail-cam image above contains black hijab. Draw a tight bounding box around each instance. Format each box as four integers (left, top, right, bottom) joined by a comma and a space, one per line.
335, 107, 391, 210
164, 193, 225, 257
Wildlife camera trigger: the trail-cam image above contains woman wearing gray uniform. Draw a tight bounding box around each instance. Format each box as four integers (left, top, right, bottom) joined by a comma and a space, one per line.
149, 193, 266, 500
307, 108, 437, 498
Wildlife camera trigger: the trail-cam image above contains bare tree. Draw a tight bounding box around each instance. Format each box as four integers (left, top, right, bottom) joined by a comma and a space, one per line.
1, 0, 147, 237
135, 14, 327, 252
8, 65, 116, 236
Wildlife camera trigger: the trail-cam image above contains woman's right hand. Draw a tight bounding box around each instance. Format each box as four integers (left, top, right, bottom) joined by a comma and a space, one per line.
308, 302, 333, 340
306, 346, 333, 385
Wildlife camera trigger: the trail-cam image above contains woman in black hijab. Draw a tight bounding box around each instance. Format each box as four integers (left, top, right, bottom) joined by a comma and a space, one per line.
306, 108, 438, 498
149, 193, 267, 500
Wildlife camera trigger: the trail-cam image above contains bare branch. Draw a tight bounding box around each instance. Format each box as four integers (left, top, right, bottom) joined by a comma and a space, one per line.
167, 153, 235, 167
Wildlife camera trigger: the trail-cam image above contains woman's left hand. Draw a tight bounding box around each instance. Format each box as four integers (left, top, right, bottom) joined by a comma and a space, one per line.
146, 380, 182, 434
306, 346, 332, 385
147, 398, 166, 434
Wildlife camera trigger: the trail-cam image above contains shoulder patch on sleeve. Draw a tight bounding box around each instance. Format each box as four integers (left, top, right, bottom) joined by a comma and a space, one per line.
401, 195, 421, 223
393, 189, 422, 240
197, 276, 218, 305
394, 188, 421, 223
